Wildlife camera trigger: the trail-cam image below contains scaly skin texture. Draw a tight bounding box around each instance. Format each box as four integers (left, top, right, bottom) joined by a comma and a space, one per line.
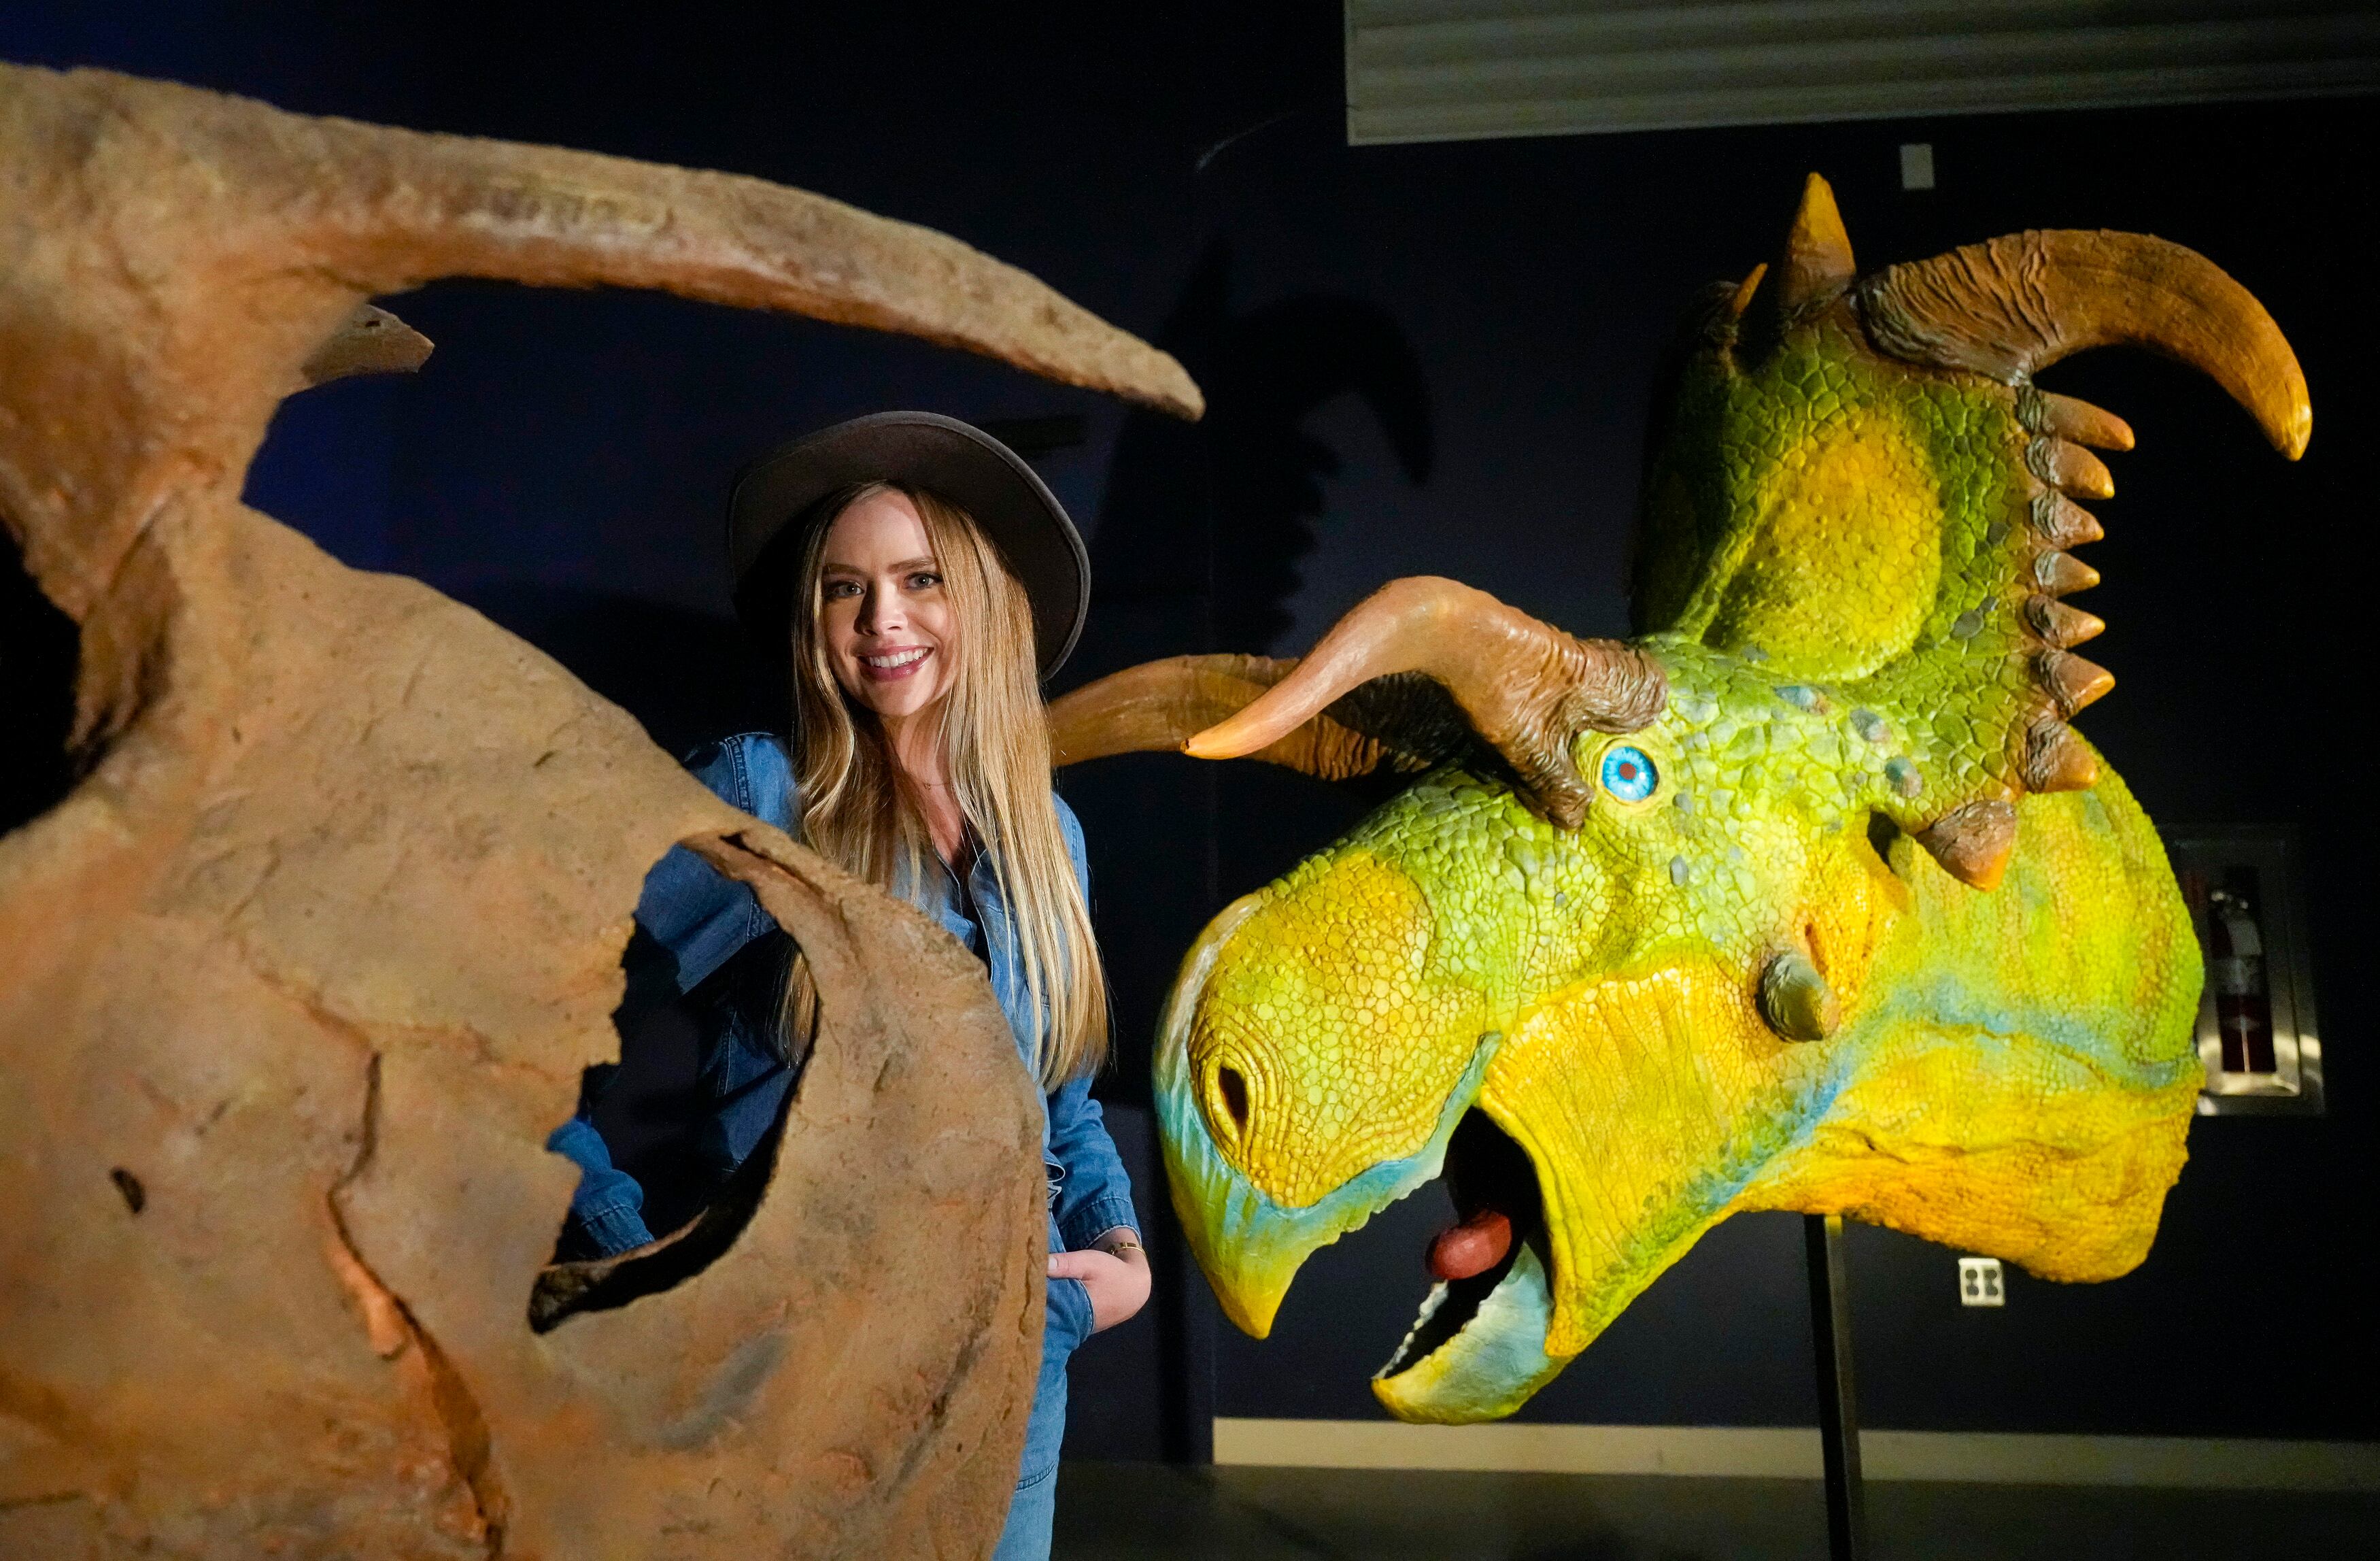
1143, 182, 2300, 1424
1165, 711, 2196, 1422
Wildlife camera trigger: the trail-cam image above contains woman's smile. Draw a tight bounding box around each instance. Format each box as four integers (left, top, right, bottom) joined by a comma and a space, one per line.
858, 644, 934, 680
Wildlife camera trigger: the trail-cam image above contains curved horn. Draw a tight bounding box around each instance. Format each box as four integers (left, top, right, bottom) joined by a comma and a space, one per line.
1184, 577, 1666, 828
0, 62, 1202, 618
1858, 230, 2309, 458
1049, 654, 1473, 782
296, 118, 1205, 419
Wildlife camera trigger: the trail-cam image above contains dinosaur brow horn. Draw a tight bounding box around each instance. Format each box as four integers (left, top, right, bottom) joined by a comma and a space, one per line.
1048, 655, 1476, 783
1184, 577, 1666, 828
1857, 230, 2309, 458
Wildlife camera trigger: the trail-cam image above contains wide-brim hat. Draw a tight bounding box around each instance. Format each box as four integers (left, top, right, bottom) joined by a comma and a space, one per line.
727, 411, 1088, 679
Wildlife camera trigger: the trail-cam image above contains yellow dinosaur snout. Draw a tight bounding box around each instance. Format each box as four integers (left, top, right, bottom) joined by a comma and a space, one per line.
1185, 852, 1491, 1211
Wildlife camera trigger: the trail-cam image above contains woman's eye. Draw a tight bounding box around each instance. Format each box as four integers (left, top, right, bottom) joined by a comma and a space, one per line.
1599, 744, 1658, 803
823, 580, 860, 599
908, 571, 942, 590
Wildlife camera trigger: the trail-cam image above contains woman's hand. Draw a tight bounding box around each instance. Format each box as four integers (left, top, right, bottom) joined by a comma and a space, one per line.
1047, 1231, 1151, 1333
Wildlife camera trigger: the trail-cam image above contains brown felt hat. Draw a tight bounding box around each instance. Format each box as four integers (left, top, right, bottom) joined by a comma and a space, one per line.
727, 411, 1088, 679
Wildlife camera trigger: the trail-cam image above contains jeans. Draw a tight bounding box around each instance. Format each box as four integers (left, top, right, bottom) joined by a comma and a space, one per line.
991, 1271, 1092, 1561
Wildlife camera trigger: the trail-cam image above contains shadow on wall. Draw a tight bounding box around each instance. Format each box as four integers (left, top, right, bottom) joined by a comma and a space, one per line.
1076, 237, 1434, 682
1066, 239, 1437, 1100
1055, 245, 1436, 1464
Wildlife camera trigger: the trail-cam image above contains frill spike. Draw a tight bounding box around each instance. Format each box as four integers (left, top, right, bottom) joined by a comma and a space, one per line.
1914, 800, 2019, 890
2028, 438, 2115, 499
2039, 652, 2115, 715
2024, 722, 2100, 793
1777, 173, 1857, 312
2026, 597, 2105, 648
2034, 552, 2101, 596
1726, 263, 1769, 320
2024, 388, 2135, 451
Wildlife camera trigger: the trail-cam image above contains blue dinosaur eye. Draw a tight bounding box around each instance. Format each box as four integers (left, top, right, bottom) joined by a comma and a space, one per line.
1599, 744, 1658, 803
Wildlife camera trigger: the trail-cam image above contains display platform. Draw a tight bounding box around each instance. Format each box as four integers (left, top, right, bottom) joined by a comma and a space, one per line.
1050, 1463, 2380, 1561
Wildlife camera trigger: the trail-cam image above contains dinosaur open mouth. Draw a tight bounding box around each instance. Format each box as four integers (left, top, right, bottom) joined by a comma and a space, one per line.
1377, 1108, 1548, 1381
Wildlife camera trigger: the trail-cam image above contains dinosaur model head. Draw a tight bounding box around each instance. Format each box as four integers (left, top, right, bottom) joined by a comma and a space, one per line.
1051, 175, 2309, 1424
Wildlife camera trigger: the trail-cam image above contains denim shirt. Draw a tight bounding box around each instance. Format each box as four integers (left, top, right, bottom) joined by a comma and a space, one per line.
550, 732, 1140, 1267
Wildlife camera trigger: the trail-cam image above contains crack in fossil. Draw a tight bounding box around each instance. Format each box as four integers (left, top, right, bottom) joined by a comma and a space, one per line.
0, 1490, 90, 1513
325, 1053, 511, 1558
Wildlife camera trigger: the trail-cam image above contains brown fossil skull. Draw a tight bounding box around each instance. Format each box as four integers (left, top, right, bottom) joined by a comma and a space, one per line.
0, 63, 1197, 1559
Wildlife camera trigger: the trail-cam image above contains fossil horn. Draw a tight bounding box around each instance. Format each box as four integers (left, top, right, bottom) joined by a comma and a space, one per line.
0, 61, 1201, 618
1183, 577, 1666, 828
289, 104, 1204, 420
1858, 229, 2309, 458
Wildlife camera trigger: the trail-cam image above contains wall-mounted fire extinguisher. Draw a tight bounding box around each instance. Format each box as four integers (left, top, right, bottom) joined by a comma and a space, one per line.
2208, 870, 2276, 1075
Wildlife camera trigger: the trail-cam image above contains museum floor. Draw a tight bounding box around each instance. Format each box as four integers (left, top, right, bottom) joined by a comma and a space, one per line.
1049, 1463, 2378, 1560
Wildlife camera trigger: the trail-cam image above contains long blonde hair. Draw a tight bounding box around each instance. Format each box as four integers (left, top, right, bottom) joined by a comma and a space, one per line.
780, 482, 1107, 1087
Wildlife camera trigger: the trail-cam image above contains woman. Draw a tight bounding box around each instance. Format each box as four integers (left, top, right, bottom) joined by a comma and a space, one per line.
550, 412, 1149, 1560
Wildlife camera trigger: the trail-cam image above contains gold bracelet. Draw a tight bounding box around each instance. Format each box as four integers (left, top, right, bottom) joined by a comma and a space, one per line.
1102, 1237, 1145, 1258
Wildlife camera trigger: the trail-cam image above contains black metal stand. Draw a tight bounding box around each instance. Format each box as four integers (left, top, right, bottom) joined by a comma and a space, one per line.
1805, 1213, 1868, 1561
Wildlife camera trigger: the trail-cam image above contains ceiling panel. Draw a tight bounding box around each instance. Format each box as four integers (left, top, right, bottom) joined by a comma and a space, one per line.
1346, 1, 2380, 144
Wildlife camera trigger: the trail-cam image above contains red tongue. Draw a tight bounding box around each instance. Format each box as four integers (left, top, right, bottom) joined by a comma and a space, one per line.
1427, 1209, 1512, 1282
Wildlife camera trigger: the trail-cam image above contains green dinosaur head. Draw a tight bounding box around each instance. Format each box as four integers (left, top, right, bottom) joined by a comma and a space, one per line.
1054, 176, 2309, 1423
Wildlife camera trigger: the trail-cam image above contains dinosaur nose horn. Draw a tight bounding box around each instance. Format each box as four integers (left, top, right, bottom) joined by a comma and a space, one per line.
1184, 577, 1667, 828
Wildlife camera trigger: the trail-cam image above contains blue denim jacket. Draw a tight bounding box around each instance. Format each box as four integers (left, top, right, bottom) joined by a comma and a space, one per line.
550, 731, 1139, 1279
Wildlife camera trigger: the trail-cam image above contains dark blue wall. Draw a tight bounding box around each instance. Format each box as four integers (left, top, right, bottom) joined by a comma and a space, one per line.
9, 4, 2371, 1460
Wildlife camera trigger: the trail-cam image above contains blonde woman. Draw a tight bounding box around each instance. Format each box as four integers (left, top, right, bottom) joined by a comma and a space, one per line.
550, 413, 1148, 1559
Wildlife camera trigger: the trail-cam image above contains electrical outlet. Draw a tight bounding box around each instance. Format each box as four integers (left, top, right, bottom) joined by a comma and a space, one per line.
1958, 1256, 2004, 1307
1899, 141, 1936, 190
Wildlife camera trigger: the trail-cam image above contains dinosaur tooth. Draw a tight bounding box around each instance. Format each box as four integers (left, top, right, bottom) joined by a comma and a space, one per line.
1758, 950, 1840, 1041
1776, 173, 1856, 312
2020, 388, 2136, 451
2024, 720, 2100, 793
2030, 491, 2105, 548
2026, 437, 2115, 499
2037, 651, 2115, 715
1914, 799, 2020, 890
2033, 551, 2101, 596
2025, 596, 2106, 648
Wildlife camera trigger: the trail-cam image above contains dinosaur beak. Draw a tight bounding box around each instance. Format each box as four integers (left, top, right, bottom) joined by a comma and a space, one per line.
1157, 1028, 1496, 1341
1153, 891, 1496, 1340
